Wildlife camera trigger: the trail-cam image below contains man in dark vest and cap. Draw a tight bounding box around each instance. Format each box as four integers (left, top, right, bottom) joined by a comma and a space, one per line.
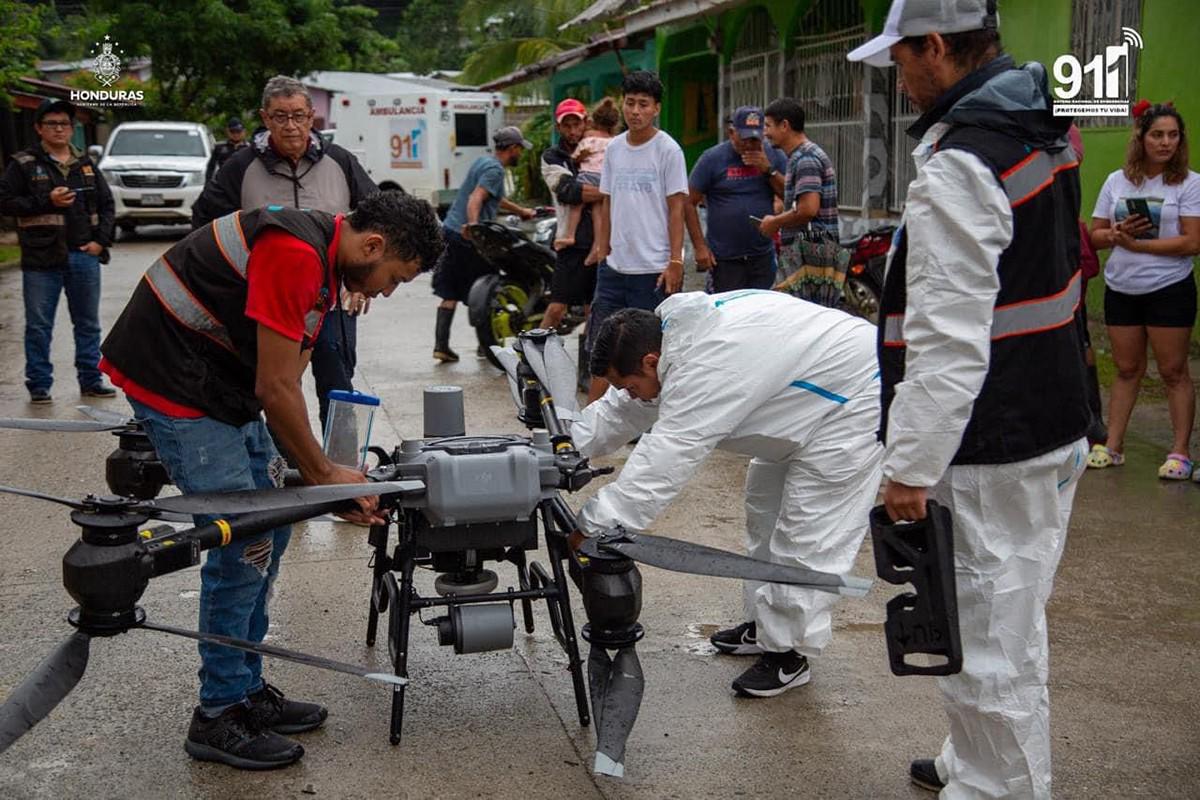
849, 1, 1089, 797
99, 191, 443, 770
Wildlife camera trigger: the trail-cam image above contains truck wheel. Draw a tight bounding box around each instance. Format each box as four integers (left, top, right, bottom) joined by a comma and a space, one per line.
118, 221, 137, 239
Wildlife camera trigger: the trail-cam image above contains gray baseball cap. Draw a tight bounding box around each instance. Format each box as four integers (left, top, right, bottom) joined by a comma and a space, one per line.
493, 125, 533, 150
847, 0, 998, 67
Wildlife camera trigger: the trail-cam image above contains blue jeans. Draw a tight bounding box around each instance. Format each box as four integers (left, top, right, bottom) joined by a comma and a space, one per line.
586, 263, 667, 352
129, 399, 290, 712
311, 306, 356, 436
22, 251, 103, 394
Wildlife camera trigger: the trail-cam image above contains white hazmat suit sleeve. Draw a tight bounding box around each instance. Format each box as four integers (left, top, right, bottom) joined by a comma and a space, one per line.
571, 386, 660, 460
884, 149, 1013, 488
577, 346, 785, 536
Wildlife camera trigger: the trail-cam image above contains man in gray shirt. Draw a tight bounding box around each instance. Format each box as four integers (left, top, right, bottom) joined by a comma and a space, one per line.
192, 75, 377, 434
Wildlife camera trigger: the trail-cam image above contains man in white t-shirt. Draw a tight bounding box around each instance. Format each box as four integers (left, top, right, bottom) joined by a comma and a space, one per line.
586, 70, 688, 402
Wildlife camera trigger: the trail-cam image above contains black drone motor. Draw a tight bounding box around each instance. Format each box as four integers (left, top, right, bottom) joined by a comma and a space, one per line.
106, 429, 169, 500
577, 545, 644, 649
62, 504, 156, 633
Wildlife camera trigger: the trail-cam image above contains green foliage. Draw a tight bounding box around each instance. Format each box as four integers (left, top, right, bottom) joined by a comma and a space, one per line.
457, 0, 597, 86
395, 0, 470, 75
0, 0, 53, 108
82, 0, 406, 121
511, 107, 552, 203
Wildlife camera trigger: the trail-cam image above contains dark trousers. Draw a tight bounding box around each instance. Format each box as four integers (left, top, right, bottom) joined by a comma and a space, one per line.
312, 307, 357, 435
712, 251, 776, 293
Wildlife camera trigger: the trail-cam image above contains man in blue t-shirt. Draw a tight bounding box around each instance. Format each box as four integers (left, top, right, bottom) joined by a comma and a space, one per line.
432, 126, 534, 362
685, 106, 787, 292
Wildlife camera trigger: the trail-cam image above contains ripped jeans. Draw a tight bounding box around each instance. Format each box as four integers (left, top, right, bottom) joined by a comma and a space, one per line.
129, 400, 290, 712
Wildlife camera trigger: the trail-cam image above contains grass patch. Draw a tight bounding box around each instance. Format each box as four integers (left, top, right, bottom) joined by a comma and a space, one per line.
0, 244, 19, 268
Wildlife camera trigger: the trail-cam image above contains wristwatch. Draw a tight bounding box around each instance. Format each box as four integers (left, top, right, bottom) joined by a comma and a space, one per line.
766, 168, 780, 178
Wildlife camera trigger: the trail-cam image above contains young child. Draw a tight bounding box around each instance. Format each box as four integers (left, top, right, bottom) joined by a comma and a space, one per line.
555, 97, 620, 250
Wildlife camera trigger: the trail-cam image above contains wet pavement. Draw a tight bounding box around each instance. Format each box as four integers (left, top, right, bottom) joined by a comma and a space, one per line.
0, 229, 1196, 799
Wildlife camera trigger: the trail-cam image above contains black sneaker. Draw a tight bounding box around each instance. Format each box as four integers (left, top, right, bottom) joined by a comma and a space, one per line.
433, 347, 460, 363
29, 390, 52, 405
731, 650, 810, 698
81, 382, 117, 398
247, 682, 328, 734
710, 621, 763, 655
184, 703, 303, 770
910, 759, 945, 792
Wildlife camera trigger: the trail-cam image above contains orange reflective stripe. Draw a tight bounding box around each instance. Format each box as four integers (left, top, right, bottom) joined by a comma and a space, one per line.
1002, 149, 1078, 208
884, 270, 1081, 347
882, 313, 905, 347
144, 256, 236, 352
991, 270, 1081, 341
212, 212, 250, 278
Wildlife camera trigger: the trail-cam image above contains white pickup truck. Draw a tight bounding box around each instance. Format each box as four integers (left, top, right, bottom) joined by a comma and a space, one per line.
97, 121, 214, 234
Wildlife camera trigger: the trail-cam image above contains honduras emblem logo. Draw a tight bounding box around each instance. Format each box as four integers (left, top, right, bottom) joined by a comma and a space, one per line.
90, 35, 123, 87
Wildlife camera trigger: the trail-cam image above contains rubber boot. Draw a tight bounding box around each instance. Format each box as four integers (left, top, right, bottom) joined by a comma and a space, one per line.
433, 306, 460, 362
1085, 360, 1107, 444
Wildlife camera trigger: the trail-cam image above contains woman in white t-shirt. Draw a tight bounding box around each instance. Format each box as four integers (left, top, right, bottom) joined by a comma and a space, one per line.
1087, 103, 1200, 480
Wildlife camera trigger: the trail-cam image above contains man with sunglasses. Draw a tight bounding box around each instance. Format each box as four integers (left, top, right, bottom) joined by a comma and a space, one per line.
0, 98, 116, 404
192, 76, 377, 437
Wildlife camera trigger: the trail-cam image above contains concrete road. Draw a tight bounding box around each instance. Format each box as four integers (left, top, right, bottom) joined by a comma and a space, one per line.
0, 229, 1196, 799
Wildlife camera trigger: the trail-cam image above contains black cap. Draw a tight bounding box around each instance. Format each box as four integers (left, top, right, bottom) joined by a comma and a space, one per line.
227, 116, 245, 131
35, 98, 76, 123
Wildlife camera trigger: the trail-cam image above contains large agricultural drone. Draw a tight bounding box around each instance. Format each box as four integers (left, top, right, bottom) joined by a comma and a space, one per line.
0, 330, 960, 778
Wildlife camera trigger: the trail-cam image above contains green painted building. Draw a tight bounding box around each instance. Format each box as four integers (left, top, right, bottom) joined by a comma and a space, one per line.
493, 0, 1197, 221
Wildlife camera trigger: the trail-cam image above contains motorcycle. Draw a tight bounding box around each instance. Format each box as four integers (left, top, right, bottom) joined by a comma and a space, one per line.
465, 209, 586, 370
840, 224, 895, 324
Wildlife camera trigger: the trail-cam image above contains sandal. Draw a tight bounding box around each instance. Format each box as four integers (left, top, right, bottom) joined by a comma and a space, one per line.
1157, 453, 1193, 481
1086, 444, 1125, 469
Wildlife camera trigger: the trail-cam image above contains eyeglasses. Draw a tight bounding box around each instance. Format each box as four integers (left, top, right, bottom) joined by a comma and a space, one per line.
266, 111, 313, 126
39, 121, 73, 129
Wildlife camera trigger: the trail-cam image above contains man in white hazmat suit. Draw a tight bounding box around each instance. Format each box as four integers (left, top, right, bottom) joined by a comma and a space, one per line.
848, 0, 1090, 797
572, 290, 883, 697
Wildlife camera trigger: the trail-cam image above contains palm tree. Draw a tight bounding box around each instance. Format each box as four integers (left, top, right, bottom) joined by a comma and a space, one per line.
458, 0, 601, 87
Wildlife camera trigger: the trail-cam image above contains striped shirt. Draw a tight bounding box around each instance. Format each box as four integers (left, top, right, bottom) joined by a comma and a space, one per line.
783, 139, 839, 240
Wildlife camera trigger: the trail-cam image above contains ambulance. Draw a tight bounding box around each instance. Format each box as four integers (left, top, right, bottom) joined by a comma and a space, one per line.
305, 71, 507, 212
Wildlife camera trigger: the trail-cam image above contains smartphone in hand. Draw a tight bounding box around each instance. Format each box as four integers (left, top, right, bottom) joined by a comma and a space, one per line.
749, 215, 763, 226
1123, 197, 1158, 239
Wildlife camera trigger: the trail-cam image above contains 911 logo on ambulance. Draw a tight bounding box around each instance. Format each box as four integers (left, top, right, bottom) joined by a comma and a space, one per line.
1052, 27, 1143, 117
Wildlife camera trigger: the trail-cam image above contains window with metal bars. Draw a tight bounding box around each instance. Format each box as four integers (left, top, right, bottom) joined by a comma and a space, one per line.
719, 8, 782, 125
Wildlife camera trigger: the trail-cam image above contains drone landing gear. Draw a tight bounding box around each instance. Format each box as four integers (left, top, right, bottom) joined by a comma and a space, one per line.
364, 503, 590, 746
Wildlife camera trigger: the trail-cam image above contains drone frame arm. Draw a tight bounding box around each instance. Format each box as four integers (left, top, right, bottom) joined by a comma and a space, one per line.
143, 501, 377, 578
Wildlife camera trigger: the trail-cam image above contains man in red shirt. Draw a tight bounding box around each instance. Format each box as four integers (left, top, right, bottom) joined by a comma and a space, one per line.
99, 191, 444, 770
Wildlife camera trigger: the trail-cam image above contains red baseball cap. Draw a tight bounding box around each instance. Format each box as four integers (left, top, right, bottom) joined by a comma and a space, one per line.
554, 98, 587, 123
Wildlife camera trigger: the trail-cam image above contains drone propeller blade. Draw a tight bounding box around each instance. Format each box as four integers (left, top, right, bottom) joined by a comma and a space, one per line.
588, 644, 643, 778
138, 622, 404, 686
74, 405, 134, 426
491, 346, 525, 412
0, 417, 127, 433
0, 631, 91, 755
522, 335, 580, 423
597, 533, 873, 597
140, 480, 425, 516
0, 485, 87, 510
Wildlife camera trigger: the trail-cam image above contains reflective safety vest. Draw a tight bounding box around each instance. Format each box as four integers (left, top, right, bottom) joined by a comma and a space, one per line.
879, 126, 1090, 465
101, 206, 338, 425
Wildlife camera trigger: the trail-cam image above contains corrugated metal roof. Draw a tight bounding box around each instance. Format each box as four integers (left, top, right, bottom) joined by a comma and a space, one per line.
477, 30, 628, 91
558, 0, 641, 31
